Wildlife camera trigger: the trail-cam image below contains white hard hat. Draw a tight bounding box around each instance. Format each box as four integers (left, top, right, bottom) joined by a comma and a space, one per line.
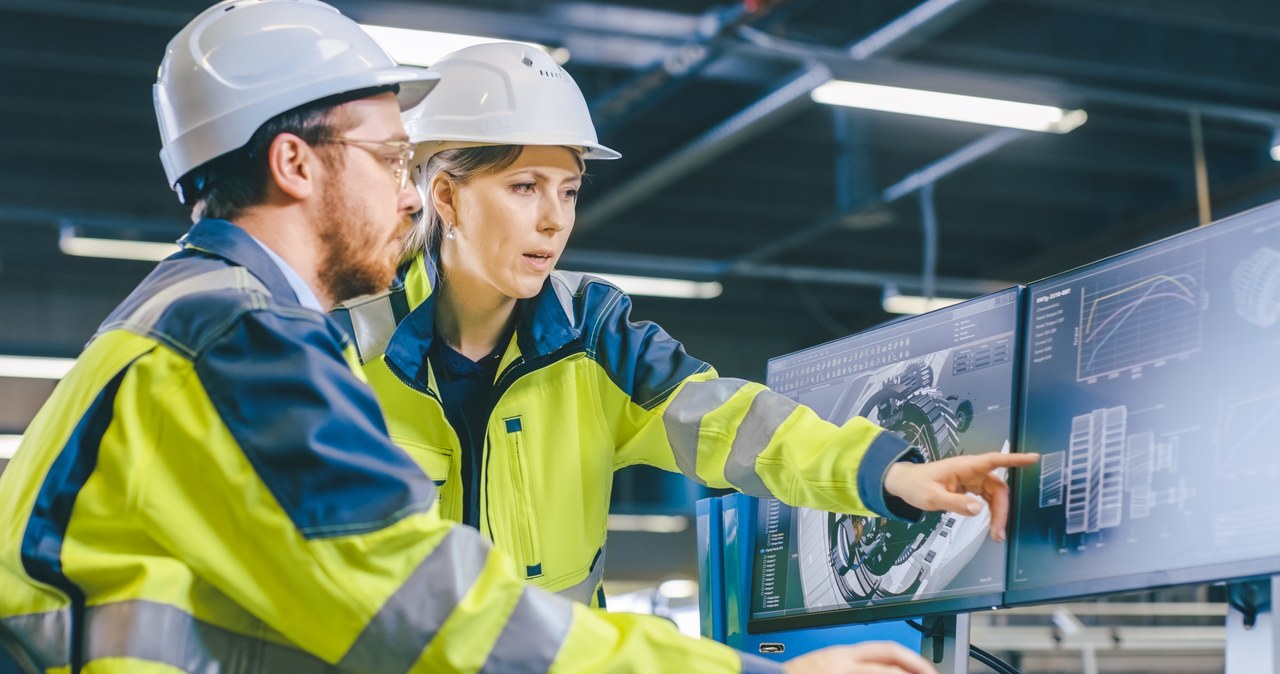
154, 0, 440, 201
404, 42, 620, 164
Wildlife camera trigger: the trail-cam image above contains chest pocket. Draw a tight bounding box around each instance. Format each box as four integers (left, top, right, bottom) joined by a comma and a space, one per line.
503, 416, 544, 579
390, 435, 452, 493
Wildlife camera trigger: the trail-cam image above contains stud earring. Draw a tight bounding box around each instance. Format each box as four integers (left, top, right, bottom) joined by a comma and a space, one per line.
446, 221, 456, 241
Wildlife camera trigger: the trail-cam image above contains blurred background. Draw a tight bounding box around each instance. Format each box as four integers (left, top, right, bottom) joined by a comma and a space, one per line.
3, 1, 1279, 670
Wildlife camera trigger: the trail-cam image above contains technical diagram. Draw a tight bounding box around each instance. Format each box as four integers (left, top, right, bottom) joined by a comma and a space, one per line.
816, 357, 981, 604
1216, 386, 1280, 473
1038, 452, 1064, 508
1064, 407, 1126, 535
1125, 432, 1180, 520
753, 289, 1018, 624
1232, 247, 1280, 327
1038, 406, 1191, 542
1075, 254, 1204, 381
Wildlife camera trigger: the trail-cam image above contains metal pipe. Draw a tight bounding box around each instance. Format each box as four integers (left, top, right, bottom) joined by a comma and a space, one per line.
735, 128, 1024, 264
575, 63, 832, 233
588, 0, 807, 133
919, 182, 938, 301
1189, 110, 1212, 226
562, 247, 1010, 296
848, 0, 991, 60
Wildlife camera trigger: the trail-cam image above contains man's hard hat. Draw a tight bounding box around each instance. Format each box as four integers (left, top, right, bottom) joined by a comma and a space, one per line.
154, 0, 440, 201
404, 42, 620, 164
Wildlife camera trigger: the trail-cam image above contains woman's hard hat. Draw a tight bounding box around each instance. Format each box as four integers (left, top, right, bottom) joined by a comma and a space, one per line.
404, 42, 620, 164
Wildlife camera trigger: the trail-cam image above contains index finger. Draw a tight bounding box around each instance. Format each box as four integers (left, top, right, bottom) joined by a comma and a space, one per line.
966, 451, 1039, 472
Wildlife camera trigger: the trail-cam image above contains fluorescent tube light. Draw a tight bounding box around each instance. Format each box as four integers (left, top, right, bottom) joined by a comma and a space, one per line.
812, 80, 1087, 134
59, 228, 178, 262
577, 272, 722, 300
882, 293, 965, 315
658, 579, 698, 599
0, 355, 75, 380
361, 25, 560, 67
606, 514, 689, 533
0, 435, 20, 460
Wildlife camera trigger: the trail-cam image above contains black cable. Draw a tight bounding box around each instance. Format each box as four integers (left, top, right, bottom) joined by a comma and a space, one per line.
968, 642, 1019, 674
905, 620, 1021, 674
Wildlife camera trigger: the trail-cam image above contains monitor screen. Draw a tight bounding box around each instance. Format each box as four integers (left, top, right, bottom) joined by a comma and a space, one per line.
749, 287, 1021, 631
1007, 202, 1280, 606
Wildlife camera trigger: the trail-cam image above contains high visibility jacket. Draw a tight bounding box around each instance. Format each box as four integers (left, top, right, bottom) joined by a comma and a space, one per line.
331, 252, 918, 606
0, 219, 780, 674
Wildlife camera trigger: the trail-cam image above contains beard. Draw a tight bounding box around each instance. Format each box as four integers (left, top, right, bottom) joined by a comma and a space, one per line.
315, 174, 406, 304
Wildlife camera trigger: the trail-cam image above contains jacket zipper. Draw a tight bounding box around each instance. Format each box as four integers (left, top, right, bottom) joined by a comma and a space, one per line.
504, 420, 543, 578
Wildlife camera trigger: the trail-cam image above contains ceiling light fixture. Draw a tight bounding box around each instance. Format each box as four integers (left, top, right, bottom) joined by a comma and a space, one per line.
0, 435, 20, 460
568, 272, 723, 300
657, 579, 699, 599
882, 286, 965, 315
360, 25, 564, 66
59, 227, 178, 262
606, 514, 689, 533
1269, 129, 1280, 161
0, 355, 75, 380
812, 80, 1087, 134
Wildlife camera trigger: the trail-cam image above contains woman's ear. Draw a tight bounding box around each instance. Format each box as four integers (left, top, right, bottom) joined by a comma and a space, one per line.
266, 133, 316, 201
431, 172, 457, 226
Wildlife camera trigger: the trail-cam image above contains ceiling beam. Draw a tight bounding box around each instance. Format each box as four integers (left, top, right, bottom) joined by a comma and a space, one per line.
576, 63, 832, 232
732, 128, 1025, 265
0, 0, 188, 26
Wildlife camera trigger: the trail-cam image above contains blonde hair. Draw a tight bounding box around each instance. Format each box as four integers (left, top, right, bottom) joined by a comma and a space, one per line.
400, 145, 586, 264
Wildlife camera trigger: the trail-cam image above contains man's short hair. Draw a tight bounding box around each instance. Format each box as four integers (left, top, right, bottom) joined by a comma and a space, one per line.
189, 85, 397, 222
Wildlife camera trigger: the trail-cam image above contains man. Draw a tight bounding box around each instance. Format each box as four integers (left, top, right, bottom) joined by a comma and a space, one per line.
0, 1, 938, 672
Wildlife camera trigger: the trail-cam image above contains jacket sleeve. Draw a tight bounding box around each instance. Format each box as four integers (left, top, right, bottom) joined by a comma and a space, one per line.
128, 307, 777, 673
591, 287, 918, 518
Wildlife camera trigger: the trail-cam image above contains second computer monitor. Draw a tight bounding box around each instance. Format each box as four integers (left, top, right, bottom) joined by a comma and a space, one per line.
1008, 201, 1280, 605
750, 287, 1021, 631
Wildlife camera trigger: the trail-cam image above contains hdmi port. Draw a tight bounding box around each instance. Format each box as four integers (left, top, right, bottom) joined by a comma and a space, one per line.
758, 643, 785, 654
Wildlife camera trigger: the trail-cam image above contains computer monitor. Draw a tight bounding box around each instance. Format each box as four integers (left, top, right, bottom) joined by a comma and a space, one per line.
1007, 201, 1280, 606
749, 287, 1022, 632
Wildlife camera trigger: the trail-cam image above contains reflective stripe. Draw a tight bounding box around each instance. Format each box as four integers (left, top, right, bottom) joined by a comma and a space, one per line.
118, 267, 269, 334
479, 587, 573, 674
345, 291, 397, 363
550, 271, 583, 315
340, 526, 489, 673
724, 392, 797, 498
549, 271, 582, 327
663, 378, 749, 485
2, 609, 70, 670
554, 548, 606, 605
83, 600, 339, 672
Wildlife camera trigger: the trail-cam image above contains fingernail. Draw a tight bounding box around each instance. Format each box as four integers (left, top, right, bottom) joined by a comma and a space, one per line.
966, 502, 981, 514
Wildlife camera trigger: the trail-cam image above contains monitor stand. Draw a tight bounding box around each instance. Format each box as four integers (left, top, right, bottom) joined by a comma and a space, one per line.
1227, 576, 1280, 674
920, 613, 970, 674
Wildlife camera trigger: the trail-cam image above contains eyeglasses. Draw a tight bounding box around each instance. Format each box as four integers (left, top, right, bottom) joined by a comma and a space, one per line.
315, 137, 415, 191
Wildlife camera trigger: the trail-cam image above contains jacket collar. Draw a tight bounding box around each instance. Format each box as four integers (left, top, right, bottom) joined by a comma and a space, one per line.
383, 250, 579, 386
178, 218, 301, 307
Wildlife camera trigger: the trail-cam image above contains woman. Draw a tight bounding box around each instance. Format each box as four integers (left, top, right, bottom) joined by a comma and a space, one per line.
333, 42, 1035, 607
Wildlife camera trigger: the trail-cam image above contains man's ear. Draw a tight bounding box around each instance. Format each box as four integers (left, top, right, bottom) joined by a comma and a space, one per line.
430, 172, 457, 225
266, 133, 317, 201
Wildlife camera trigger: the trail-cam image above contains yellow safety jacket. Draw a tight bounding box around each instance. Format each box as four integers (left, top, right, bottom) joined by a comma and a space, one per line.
0, 219, 780, 674
331, 252, 919, 607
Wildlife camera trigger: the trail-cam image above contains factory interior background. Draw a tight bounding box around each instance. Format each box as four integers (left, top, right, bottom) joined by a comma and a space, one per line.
4, 1, 1280, 671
